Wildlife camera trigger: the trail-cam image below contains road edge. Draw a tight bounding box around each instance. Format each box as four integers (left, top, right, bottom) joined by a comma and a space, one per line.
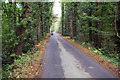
57, 33, 119, 78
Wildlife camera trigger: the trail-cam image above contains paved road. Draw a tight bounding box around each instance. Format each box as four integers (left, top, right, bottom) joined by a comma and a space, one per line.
42, 33, 116, 78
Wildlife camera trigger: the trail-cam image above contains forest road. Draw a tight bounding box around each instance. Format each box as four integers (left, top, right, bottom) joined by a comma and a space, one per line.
42, 33, 116, 78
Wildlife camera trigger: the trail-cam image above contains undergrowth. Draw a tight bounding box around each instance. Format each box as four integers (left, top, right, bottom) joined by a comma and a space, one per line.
64, 36, 119, 67
75, 40, 119, 67
2, 39, 47, 78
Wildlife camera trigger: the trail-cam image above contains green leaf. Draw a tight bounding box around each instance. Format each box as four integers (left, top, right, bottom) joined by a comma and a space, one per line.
10, 53, 15, 57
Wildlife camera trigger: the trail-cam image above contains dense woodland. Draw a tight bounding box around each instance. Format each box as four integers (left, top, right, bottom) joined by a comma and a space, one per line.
59, 2, 120, 65
2, 2, 53, 78
1, 1, 120, 78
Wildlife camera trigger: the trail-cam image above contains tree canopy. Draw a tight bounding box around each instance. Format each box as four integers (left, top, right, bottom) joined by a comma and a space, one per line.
59, 2, 120, 65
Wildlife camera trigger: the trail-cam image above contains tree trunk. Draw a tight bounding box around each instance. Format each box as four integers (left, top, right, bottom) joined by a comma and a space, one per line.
94, 2, 100, 48
62, 3, 64, 35
37, 16, 41, 43
89, 4, 92, 42
9, 0, 12, 4
15, 3, 31, 55
67, 15, 70, 35
115, 2, 120, 55
41, 23, 44, 37
116, 2, 120, 36
40, 7, 43, 37
71, 3, 74, 38
65, 16, 67, 35
37, 3, 41, 43
73, 3, 77, 37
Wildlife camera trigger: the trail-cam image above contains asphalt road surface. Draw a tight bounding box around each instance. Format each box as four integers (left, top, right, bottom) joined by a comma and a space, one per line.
42, 33, 116, 78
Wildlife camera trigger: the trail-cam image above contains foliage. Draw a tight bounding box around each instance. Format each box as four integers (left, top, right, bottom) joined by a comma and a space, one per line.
2, 2, 53, 78
2, 46, 38, 78
60, 2, 119, 65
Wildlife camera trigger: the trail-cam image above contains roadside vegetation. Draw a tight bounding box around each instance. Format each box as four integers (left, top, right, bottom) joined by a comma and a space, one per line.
2, 2, 53, 78
1, 1, 120, 78
58, 2, 120, 77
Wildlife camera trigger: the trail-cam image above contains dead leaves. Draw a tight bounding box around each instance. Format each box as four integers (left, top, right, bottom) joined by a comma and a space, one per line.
27, 35, 50, 78
11, 35, 50, 78
58, 33, 119, 78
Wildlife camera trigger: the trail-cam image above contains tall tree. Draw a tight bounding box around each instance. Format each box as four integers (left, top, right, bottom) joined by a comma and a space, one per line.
73, 2, 77, 37
37, 3, 41, 43
94, 2, 101, 48
115, 2, 120, 54
15, 3, 31, 55
88, 3, 93, 42
71, 2, 74, 38
62, 3, 64, 35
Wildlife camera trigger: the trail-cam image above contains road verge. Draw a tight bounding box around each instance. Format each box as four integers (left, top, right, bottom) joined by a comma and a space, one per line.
58, 33, 119, 78
6, 34, 51, 78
